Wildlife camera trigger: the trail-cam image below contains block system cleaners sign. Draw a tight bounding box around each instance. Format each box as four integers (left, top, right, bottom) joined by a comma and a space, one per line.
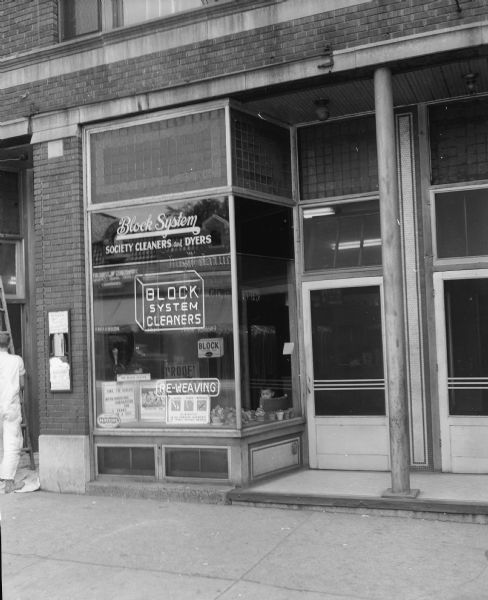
135, 270, 205, 331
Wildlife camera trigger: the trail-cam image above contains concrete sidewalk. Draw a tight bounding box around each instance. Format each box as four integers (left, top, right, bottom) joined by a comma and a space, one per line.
2, 490, 488, 600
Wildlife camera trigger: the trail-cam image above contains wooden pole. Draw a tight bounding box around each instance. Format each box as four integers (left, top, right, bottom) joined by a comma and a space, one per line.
374, 67, 417, 497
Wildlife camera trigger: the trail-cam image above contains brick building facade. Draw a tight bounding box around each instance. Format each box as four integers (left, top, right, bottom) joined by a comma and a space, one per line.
1, 0, 488, 495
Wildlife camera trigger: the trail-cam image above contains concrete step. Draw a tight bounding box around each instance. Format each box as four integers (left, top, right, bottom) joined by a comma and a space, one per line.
228, 488, 488, 523
86, 479, 234, 504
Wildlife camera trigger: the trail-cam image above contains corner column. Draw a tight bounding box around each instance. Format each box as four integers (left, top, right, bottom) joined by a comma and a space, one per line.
374, 67, 418, 498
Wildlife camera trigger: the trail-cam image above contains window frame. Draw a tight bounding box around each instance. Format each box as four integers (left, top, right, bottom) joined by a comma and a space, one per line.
0, 170, 26, 300
0, 238, 25, 300
59, 0, 232, 40
300, 194, 382, 276
59, 0, 102, 41
431, 183, 488, 269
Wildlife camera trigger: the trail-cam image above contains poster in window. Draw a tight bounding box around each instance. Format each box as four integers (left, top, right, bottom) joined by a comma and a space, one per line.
167, 394, 210, 424
140, 382, 167, 421
102, 382, 136, 422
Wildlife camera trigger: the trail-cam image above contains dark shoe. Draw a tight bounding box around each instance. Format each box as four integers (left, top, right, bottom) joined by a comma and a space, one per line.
4, 479, 24, 493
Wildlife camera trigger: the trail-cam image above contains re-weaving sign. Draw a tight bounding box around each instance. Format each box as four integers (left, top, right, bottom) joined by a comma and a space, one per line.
135, 270, 205, 331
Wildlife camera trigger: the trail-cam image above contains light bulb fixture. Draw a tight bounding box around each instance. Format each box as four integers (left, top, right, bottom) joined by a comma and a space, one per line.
464, 72, 478, 96
0, 153, 28, 163
314, 98, 330, 122
303, 206, 335, 219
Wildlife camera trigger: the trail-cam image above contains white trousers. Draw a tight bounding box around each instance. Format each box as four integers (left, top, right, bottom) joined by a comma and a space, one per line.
0, 408, 22, 480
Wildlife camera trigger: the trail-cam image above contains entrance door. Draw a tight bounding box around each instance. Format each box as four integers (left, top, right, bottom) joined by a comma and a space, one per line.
435, 271, 488, 472
303, 278, 389, 470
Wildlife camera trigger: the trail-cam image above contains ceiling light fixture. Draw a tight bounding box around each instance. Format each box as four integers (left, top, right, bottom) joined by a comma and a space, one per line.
0, 153, 28, 163
314, 98, 330, 122
464, 72, 478, 95
303, 206, 335, 219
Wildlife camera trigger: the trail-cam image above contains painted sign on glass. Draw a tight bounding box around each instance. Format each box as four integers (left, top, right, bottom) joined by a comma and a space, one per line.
135, 270, 205, 331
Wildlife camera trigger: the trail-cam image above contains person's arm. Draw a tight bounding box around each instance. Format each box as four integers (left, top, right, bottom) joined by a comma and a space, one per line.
19, 357, 26, 391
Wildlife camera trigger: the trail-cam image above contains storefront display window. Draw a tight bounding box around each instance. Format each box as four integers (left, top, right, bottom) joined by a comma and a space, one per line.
235, 197, 297, 425
91, 196, 236, 429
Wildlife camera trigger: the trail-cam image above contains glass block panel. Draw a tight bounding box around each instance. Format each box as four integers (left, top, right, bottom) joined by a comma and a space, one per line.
298, 116, 378, 199
430, 98, 488, 185
90, 110, 227, 204
165, 447, 228, 478
231, 111, 292, 198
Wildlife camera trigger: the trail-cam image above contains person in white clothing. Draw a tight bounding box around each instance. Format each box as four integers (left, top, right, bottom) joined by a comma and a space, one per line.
0, 331, 25, 493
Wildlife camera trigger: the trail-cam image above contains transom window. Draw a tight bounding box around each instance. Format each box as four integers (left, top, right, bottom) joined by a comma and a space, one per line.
302, 200, 382, 271
435, 188, 488, 259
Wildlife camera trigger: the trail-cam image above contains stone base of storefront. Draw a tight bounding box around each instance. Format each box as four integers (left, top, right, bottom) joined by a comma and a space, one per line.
86, 479, 234, 504
39, 435, 91, 494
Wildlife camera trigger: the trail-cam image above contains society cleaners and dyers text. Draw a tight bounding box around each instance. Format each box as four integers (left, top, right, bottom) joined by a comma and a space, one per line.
105, 236, 211, 255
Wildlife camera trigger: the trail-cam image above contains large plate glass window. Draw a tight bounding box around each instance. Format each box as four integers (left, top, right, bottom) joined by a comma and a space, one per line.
91, 196, 235, 429
235, 198, 297, 425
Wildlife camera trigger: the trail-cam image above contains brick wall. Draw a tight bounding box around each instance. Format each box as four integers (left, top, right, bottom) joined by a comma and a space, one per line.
0, 0, 58, 59
1, 0, 487, 121
34, 136, 89, 435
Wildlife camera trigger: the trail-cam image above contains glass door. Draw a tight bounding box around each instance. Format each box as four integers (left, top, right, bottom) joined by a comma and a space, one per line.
434, 271, 488, 472
302, 278, 389, 470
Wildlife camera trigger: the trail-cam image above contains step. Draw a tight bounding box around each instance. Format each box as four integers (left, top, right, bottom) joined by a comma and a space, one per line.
228, 488, 488, 523
86, 479, 235, 505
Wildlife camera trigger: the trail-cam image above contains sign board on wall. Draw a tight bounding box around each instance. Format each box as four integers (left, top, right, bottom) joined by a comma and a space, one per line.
48, 309, 72, 392
102, 382, 137, 422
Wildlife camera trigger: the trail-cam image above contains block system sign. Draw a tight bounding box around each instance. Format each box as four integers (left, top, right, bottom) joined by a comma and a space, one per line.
135, 270, 205, 331
198, 338, 224, 358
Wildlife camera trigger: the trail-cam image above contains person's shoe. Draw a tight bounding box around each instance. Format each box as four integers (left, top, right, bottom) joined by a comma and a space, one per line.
4, 479, 24, 493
